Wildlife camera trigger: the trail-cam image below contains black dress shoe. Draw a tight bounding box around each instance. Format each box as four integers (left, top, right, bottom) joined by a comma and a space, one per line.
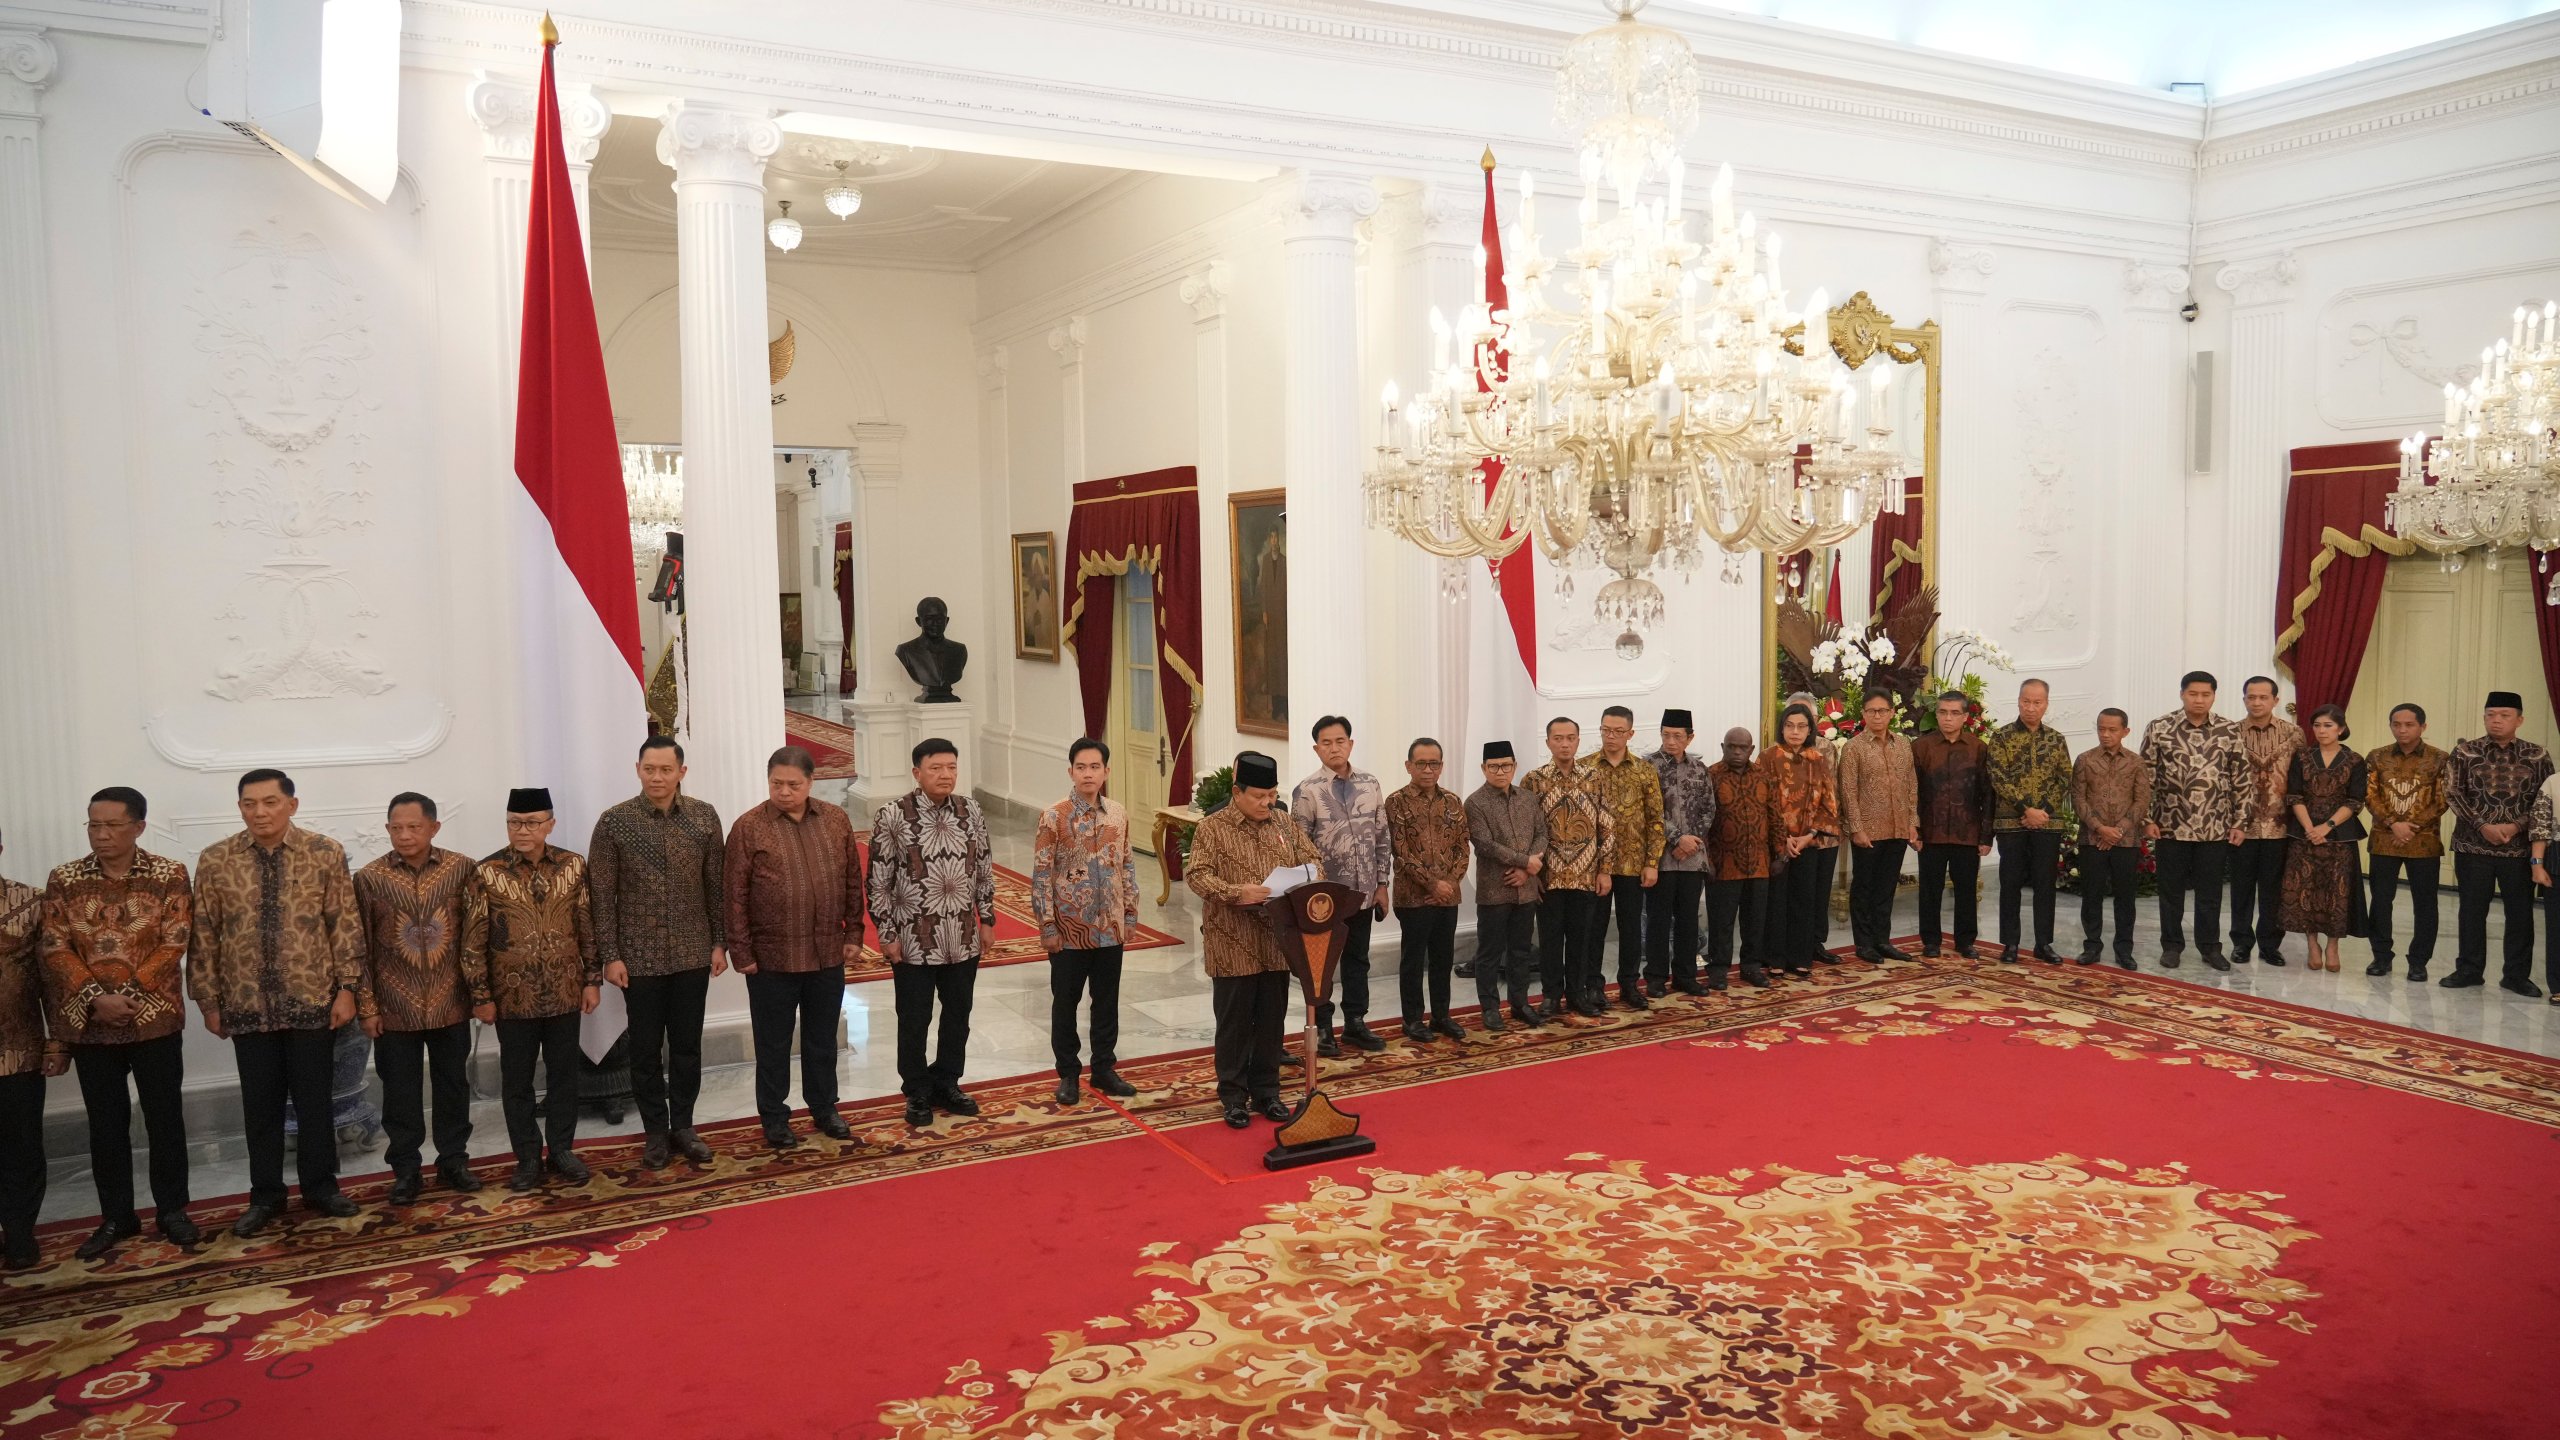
1481, 1003, 1506, 1033
764, 1123, 803, 1150
1812, 952, 1840, 965
932, 1086, 982, 1118
2500, 978, 2546, 998
2260, 951, 2288, 967
1673, 979, 1708, 996
1454, 957, 1476, 979
506, 1162, 543, 1193
76, 1217, 139, 1261
388, 1170, 424, 1205
1257, 1095, 1294, 1123
232, 1202, 283, 1237
903, 1099, 935, 1127
2076, 949, 2101, 966
1400, 1019, 1432, 1043
1620, 984, 1651, 1010
2201, 950, 2232, 972
2407, 964, 2430, 983
1089, 1069, 1137, 1098
1852, 947, 1882, 963
1920, 946, 1943, 959
1879, 943, 1913, 962
1997, 946, 2020, 964
546, 1154, 591, 1187
1644, 976, 1667, 997
640, 1134, 671, 1170
2440, 971, 2483, 989
440, 1158, 484, 1192
1340, 1021, 1387, 1053
2365, 957, 2393, 977
1431, 1014, 1467, 1041
2115, 954, 2137, 970
1740, 966, 1770, 988
159, 1212, 202, 1247
672, 1130, 714, 1165
1951, 942, 1978, 960
1054, 1077, 1082, 1105
1314, 1031, 1344, 1059
306, 1191, 361, 1218
2034, 944, 2062, 964
1221, 1104, 1252, 1129
2231, 950, 2253, 964
3, 1237, 35, 1271
812, 1109, 854, 1140
1706, 974, 1729, 992
1510, 1001, 1544, 1028
2160, 949, 2184, 969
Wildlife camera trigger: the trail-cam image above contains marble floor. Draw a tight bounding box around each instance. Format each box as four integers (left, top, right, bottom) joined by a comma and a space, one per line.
32, 736, 2556, 1223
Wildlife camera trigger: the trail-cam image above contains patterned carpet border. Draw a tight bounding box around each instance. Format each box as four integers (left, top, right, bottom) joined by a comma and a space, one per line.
841, 861, 1181, 982
782, 711, 859, 780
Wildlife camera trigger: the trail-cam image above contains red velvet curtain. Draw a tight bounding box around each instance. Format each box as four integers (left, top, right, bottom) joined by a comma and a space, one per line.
1060, 467, 1205, 803
2532, 552, 2560, 722
1867, 481, 1924, 620
2274, 441, 2405, 717
832, 522, 855, 695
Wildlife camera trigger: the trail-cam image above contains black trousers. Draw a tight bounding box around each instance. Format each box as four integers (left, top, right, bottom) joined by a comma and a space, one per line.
495, 1013, 581, 1165
0, 1071, 47, 1254
2078, 845, 2140, 955
1773, 847, 1837, 969
1538, 888, 1606, 1005
746, 966, 846, 1125
891, 959, 979, 1099
375, 1021, 472, 1174
1704, 877, 1768, 975
1395, 905, 1458, 1022
72, 1032, 189, 1223
2454, 853, 2535, 985
234, 1027, 338, 1207
1604, 876, 1647, 987
625, 968, 712, 1135
1472, 902, 1536, 1007
1916, 843, 1981, 952
2228, 836, 2290, 958
1847, 840, 1909, 953
1311, 910, 1373, 1029
1997, 829, 2065, 949
1049, 946, 1124, 1079
1211, 971, 1291, 1107
2154, 838, 2228, 953
1644, 871, 1707, 986
2368, 853, 2441, 966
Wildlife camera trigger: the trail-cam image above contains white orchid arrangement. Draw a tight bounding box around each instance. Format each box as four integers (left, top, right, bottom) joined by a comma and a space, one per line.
1932, 627, 2015, 678
1810, 633, 1898, 688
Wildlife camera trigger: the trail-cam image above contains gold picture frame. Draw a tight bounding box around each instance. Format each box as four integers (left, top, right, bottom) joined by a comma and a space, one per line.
1228, 489, 1289, 738
1759, 292, 1942, 726
1012, 531, 1060, 661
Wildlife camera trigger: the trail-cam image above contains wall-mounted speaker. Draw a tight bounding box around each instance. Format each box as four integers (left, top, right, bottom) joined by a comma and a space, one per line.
2189, 350, 2215, 474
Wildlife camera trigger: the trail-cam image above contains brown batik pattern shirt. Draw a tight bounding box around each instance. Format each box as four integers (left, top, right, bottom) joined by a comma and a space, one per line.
1184, 805, 1323, 978
588, 793, 727, 978
2363, 742, 2449, 860
352, 847, 474, 1032
1384, 783, 1470, 910
37, 851, 192, 1047
724, 799, 866, 974
189, 828, 363, 1034
2235, 716, 2305, 841
1834, 732, 1920, 845
463, 844, 598, 1021
2447, 734, 2555, 858
1707, 761, 1782, 882
1525, 760, 1617, 892
1769, 745, 1843, 851
1911, 732, 1994, 848
0, 878, 52, 1078
2140, 711, 2247, 843
2073, 746, 2151, 851
1579, 749, 1666, 877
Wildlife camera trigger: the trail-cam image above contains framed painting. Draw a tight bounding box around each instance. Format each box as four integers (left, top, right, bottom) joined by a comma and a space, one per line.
1228, 489, 1288, 738
1012, 531, 1061, 661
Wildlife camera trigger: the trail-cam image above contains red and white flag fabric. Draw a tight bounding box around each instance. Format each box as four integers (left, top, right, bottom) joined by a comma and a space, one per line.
512, 26, 643, 1059
1478, 155, 1539, 684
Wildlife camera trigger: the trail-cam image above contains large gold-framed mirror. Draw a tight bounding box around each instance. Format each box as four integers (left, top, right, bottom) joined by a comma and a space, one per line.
1757, 293, 1942, 725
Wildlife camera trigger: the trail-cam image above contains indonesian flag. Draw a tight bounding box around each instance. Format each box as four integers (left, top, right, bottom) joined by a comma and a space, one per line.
513, 27, 642, 1060
1479, 154, 1538, 683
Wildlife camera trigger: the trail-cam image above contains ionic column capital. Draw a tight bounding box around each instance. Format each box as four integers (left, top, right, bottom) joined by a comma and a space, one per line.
655, 100, 781, 187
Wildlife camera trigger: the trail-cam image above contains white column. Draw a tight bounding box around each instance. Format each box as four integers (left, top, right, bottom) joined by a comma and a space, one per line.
1928, 239, 2000, 641
974, 346, 1013, 792
1404, 185, 1480, 759
2214, 251, 2298, 690
845, 421, 914, 806
657, 101, 784, 827
1182, 260, 1233, 767
2123, 261, 2193, 708
1050, 317, 1087, 485
0, 28, 75, 867
1273, 170, 1379, 738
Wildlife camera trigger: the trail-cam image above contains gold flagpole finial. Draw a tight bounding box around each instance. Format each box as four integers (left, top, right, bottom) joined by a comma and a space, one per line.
539, 11, 559, 45
1480, 146, 1497, 172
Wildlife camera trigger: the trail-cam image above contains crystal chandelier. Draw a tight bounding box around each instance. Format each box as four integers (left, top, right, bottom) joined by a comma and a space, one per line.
2389, 301, 2560, 579
621, 444, 684, 569
766, 199, 802, 253
823, 159, 864, 218
1364, 0, 1907, 654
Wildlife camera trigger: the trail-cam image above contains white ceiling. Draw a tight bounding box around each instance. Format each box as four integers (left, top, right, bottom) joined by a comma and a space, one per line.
586, 117, 1136, 266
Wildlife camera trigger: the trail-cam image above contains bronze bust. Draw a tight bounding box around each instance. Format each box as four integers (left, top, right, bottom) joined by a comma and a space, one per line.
895, 597, 968, 703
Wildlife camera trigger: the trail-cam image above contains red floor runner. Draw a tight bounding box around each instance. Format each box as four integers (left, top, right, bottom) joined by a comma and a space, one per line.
5, 960, 2554, 1439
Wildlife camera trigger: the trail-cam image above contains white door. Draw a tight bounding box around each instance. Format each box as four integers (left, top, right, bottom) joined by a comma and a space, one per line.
2346, 554, 2556, 761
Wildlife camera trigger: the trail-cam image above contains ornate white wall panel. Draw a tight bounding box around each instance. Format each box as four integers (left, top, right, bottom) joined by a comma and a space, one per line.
2316, 262, 2560, 430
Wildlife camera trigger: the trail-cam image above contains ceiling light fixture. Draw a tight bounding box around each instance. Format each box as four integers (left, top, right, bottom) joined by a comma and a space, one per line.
823, 159, 864, 219
766, 198, 802, 253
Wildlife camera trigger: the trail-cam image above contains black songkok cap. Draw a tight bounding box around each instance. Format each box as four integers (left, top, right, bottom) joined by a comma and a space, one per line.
1661, 709, 1694, 731
506, 787, 554, 814
1482, 740, 1514, 761
1235, 752, 1279, 790
2486, 690, 2524, 712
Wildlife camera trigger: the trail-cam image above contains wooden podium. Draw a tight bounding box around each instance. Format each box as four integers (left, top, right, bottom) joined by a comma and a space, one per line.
1257, 880, 1379, 1170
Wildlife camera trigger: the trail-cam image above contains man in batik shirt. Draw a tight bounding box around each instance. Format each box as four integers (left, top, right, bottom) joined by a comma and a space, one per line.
870, 737, 998, 1128
1987, 679, 2075, 964
2365, 703, 2449, 980
0, 828, 59, 1271
353, 792, 479, 1202
1465, 741, 1545, 1029
2072, 710, 2150, 970
1911, 692, 1994, 960
2226, 676, 2302, 966
724, 747, 865, 1149
1185, 751, 1322, 1128
1385, 738, 1470, 1043
1032, 737, 1139, 1106
1528, 717, 1616, 1017
2141, 672, 2247, 971
1706, 729, 1781, 989
1291, 715, 1392, 1055
1645, 709, 1717, 996
463, 787, 600, 1192
588, 736, 727, 1170
1583, 706, 1666, 1010
2447, 690, 2552, 995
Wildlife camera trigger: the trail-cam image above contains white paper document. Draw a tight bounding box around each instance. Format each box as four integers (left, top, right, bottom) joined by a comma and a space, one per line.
1261, 864, 1318, 896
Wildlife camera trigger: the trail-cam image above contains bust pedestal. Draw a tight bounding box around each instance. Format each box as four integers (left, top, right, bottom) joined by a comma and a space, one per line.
845, 699, 976, 812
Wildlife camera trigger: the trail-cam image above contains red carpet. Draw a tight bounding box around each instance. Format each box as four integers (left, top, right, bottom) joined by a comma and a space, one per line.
782, 709, 860, 780
4, 957, 2553, 1439
841, 839, 1180, 983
